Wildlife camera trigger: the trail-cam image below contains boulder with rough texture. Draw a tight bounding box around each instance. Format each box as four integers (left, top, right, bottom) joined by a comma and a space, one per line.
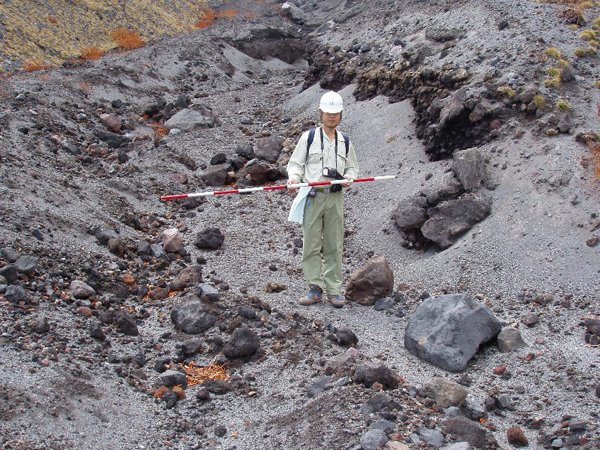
171, 299, 217, 334
420, 377, 468, 408
497, 327, 527, 353
223, 326, 260, 358
200, 165, 231, 187
345, 256, 394, 306
169, 266, 202, 291
194, 228, 224, 250
421, 196, 491, 249
255, 135, 285, 163
165, 108, 214, 131
353, 361, 400, 389
404, 294, 502, 372
393, 195, 429, 229
452, 148, 485, 191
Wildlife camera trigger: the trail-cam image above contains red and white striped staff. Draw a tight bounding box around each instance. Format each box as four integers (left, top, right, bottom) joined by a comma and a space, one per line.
161, 175, 397, 200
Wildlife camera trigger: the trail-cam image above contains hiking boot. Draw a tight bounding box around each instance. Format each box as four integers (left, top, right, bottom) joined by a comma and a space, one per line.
328, 294, 345, 308
299, 285, 323, 306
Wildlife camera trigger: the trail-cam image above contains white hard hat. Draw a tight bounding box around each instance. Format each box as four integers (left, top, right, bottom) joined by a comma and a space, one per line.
319, 91, 344, 113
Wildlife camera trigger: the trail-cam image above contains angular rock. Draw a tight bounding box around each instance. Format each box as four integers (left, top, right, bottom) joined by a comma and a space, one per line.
115, 310, 139, 336
360, 429, 388, 450
353, 361, 399, 389
1, 247, 21, 263
165, 108, 214, 132
182, 339, 204, 356
422, 196, 492, 249
0, 265, 18, 284
203, 379, 232, 395
194, 228, 224, 250
100, 113, 122, 132
89, 320, 106, 340
404, 294, 502, 372
361, 392, 393, 416
442, 416, 487, 449
307, 376, 332, 398
198, 283, 220, 302
162, 228, 184, 253
223, 326, 260, 358
5, 285, 25, 303
452, 149, 485, 191
335, 328, 358, 347
393, 195, 429, 229
171, 299, 217, 334
238, 162, 280, 185
497, 326, 527, 353
419, 428, 444, 447
421, 377, 468, 408
169, 266, 202, 291
14, 255, 38, 274
96, 130, 127, 148
156, 369, 187, 388
255, 135, 285, 163
345, 256, 394, 306
200, 165, 231, 187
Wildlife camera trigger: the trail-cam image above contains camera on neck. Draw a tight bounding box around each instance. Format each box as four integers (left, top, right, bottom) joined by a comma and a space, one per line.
322, 167, 339, 178
322, 168, 344, 192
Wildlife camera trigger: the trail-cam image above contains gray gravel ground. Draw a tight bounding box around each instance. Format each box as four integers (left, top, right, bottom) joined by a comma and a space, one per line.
1, 0, 599, 449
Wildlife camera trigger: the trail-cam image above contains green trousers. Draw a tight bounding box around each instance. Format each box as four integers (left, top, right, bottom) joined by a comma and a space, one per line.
302, 190, 344, 295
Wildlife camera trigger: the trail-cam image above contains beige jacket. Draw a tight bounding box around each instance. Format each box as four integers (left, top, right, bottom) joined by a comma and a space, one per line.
287, 127, 359, 183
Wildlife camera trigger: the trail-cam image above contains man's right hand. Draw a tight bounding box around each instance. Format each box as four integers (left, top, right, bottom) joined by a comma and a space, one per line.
287, 178, 298, 193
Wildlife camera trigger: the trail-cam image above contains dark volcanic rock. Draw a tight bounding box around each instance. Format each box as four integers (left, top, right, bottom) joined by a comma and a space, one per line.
404, 293, 502, 371
171, 299, 217, 334
353, 361, 399, 389
194, 228, 225, 250
223, 326, 260, 358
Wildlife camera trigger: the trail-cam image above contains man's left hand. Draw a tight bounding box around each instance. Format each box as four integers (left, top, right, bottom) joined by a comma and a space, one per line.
341, 175, 352, 188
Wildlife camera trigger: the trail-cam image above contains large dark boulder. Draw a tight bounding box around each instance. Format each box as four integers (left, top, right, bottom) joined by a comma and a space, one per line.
393, 195, 429, 229
421, 196, 492, 249
404, 294, 502, 372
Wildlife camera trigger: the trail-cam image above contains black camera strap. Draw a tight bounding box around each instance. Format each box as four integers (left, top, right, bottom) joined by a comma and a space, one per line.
319, 127, 338, 173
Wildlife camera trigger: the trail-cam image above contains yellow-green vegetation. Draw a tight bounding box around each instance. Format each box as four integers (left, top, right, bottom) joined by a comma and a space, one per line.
544, 46, 563, 59
545, 67, 562, 87
580, 29, 597, 40
535, 0, 595, 7
533, 94, 546, 109
0, 0, 208, 72
573, 46, 597, 56
556, 99, 571, 110
497, 86, 516, 97
595, 80, 600, 88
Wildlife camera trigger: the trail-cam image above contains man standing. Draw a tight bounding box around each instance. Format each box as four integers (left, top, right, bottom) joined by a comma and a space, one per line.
287, 91, 359, 308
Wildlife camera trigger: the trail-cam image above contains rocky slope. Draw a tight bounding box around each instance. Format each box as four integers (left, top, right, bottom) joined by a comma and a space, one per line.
0, 0, 599, 449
